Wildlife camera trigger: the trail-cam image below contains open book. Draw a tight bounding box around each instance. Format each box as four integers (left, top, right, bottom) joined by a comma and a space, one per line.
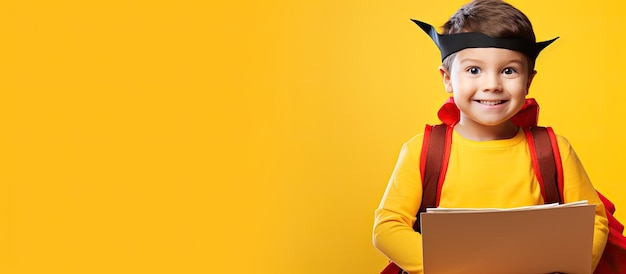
420, 201, 595, 274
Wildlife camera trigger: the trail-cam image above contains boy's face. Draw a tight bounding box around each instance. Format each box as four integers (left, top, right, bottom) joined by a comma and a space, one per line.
439, 48, 536, 131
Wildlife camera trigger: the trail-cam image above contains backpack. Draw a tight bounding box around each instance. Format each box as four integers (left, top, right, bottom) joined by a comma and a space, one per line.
380, 98, 626, 274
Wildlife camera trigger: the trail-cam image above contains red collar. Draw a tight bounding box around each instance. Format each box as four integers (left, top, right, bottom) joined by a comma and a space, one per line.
437, 97, 539, 128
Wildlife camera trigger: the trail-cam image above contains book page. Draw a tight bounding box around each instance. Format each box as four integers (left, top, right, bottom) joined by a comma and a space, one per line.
425, 200, 588, 213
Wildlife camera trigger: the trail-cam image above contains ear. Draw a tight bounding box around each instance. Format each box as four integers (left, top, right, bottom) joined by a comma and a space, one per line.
526, 70, 537, 95
439, 66, 453, 93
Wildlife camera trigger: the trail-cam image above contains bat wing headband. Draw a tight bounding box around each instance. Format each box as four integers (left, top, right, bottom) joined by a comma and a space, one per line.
411, 19, 558, 61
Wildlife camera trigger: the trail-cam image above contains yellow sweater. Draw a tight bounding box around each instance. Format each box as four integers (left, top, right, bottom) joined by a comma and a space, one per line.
373, 128, 609, 274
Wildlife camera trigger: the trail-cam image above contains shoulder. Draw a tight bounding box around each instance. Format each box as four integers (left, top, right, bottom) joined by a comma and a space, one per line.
404, 132, 425, 152
390, 132, 425, 164
554, 133, 572, 148
552, 132, 576, 160
403, 124, 447, 150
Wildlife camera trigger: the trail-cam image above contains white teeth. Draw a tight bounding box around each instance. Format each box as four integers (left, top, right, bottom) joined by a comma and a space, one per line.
479, 100, 502, 105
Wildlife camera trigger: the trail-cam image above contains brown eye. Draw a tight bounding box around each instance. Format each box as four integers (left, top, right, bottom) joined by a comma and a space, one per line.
502, 68, 517, 75
468, 67, 481, 74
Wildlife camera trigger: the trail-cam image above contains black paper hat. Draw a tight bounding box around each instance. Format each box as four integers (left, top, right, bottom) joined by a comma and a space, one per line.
411, 19, 558, 61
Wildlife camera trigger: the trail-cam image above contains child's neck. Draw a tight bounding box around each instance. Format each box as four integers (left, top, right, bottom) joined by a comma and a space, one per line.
453, 121, 519, 141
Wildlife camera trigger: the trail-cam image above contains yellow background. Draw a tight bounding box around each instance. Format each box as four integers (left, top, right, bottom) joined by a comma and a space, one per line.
0, 0, 624, 273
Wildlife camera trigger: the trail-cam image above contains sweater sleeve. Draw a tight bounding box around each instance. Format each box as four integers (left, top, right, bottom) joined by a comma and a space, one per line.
373, 135, 425, 274
557, 135, 609, 272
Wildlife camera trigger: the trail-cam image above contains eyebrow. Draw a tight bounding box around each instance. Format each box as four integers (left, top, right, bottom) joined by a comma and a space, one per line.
459, 58, 526, 66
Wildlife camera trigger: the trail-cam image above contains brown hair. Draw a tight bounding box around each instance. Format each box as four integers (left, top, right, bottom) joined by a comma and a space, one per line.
441, 0, 537, 72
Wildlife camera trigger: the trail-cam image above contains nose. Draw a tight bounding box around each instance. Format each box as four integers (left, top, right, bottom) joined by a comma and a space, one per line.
481, 72, 503, 92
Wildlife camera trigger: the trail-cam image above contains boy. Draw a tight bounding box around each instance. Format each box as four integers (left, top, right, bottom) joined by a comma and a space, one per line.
372, 0, 609, 273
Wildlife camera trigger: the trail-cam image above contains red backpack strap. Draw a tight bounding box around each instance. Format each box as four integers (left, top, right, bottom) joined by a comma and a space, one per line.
413, 124, 452, 232
523, 127, 564, 204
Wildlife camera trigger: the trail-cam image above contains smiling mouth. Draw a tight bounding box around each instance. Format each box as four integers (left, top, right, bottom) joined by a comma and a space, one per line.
476, 100, 507, 106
